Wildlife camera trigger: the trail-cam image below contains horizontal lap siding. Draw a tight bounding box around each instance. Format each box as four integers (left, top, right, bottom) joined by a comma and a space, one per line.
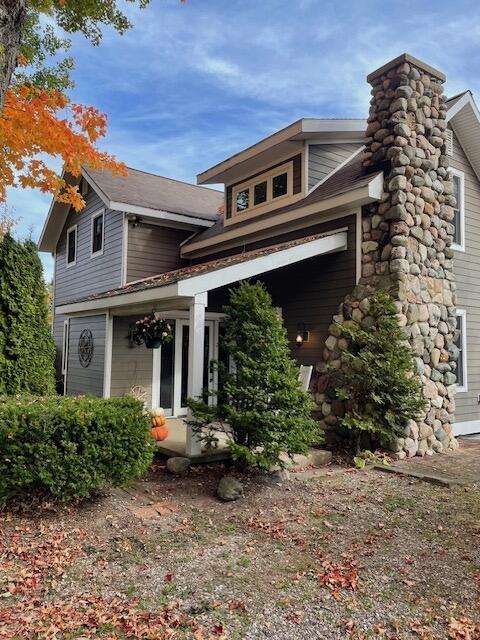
308, 144, 361, 190
66, 315, 106, 396
451, 132, 480, 425
110, 317, 153, 406
207, 214, 357, 367
54, 190, 124, 306
126, 223, 191, 282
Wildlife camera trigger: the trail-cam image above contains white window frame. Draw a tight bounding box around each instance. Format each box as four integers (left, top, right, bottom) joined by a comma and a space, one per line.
450, 167, 465, 252
65, 224, 77, 267
231, 161, 293, 219
91, 209, 105, 258
61, 319, 70, 381
456, 308, 468, 393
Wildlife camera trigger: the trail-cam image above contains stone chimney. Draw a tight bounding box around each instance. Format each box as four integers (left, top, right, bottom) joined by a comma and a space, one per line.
319, 54, 458, 458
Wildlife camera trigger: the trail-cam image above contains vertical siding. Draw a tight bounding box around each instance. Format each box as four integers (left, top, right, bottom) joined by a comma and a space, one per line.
308, 144, 361, 190
126, 222, 191, 282
451, 132, 480, 426
206, 214, 357, 367
66, 315, 106, 396
53, 189, 124, 306
110, 316, 153, 405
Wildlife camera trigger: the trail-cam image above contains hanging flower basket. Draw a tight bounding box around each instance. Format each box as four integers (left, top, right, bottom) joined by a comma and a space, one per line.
131, 313, 173, 349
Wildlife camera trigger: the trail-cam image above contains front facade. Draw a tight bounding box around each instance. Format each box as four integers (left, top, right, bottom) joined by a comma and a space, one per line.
39, 54, 480, 455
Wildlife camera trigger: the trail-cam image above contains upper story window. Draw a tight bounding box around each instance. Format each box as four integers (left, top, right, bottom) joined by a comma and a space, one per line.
232, 161, 293, 217
451, 168, 465, 251
91, 210, 104, 257
66, 224, 77, 267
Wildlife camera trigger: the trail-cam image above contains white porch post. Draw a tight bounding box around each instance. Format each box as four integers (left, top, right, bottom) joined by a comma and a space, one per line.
103, 311, 113, 398
186, 292, 207, 456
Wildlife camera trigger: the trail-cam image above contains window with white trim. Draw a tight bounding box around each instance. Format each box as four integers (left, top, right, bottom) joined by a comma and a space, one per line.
66, 225, 77, 266
232, 161, 293, 217
455, 309, 467, 392
91, 210, 104, 257
61, 320, 70, 376
451, 168, 465, 251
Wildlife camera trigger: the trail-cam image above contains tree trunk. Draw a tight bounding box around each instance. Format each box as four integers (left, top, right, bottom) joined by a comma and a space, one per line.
0, 0, 26, 113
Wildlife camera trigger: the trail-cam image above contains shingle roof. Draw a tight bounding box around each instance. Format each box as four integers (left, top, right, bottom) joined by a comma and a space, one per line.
190, 154, 378, 243
84, 165, 223, 221
59, 231, 333, 306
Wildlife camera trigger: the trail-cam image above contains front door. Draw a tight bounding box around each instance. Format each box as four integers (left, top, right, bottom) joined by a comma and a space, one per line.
158, 319, 216, 417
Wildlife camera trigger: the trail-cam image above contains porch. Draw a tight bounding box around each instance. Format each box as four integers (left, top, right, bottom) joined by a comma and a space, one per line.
57, 230, 350, 457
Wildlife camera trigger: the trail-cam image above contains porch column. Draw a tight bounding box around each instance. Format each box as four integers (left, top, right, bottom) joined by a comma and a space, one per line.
186, 292, 208, 456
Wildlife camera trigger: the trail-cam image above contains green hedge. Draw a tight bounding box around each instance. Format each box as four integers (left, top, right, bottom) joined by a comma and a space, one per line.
0, 395, 155, 504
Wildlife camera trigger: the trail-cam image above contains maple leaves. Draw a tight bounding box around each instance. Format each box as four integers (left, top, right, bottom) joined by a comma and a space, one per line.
0, 86, 126, 211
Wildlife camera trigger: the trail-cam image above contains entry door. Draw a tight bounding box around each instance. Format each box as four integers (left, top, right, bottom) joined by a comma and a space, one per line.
159, 319, 216, 417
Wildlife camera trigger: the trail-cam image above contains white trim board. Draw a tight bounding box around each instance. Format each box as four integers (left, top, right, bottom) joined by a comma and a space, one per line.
56, 231, 348, 315
453, 419, 480, 436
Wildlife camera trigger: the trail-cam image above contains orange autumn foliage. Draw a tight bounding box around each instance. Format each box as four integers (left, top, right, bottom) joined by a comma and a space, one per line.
0, 86, 126, 210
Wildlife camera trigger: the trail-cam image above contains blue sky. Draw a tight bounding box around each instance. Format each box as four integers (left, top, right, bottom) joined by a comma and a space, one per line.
8, 0, 480, 280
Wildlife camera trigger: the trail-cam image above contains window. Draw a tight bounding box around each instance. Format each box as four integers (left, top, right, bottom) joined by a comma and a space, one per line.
451, 169, 465, 251
61, 320, 70, 376
91, 210, 104, 256
81, 178, 89, 196
231, 160, 293, 218
66, 225, 77, 266
455, 309, 468, 392
272, 172, 288, 198
254, 181, 267, 206
236, 189, 249, 212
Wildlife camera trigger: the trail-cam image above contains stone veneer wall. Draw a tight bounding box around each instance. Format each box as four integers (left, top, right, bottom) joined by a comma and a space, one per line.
317, 54, 459, 458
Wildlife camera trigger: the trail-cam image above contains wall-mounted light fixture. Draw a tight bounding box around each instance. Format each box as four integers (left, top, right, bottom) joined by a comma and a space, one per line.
295, 323, 309, 346
131, 215, 143, 228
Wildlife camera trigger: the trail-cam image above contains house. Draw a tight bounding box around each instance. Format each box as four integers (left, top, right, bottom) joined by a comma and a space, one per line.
39, 53, 480, 458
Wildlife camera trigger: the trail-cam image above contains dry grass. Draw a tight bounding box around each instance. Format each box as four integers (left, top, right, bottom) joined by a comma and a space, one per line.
0, 459, 479, 639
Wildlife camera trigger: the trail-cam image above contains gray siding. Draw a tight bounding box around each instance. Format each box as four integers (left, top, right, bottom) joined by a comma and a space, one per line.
110, 317, 153, 405
66, 315, 106, 396
54, 189, 124, 306
308, 144, 361, 190
206, 213, 358, 367
126, 222, 191, 282
451, 132, 480, 426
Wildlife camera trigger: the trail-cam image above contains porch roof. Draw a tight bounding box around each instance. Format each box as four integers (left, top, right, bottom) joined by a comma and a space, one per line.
56, 230, 348, 315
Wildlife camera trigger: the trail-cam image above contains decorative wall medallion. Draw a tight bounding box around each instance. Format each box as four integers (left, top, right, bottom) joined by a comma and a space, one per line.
78, 329, 94, 368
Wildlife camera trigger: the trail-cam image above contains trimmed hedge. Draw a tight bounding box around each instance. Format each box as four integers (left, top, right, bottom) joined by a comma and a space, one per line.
0, 395, 155, 504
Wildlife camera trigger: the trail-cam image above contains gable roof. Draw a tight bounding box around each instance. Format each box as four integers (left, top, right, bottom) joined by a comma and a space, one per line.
445, 90, 480, 181
38, 167, 223, 253
197, 118, 366, 185
56, 230, 348, 315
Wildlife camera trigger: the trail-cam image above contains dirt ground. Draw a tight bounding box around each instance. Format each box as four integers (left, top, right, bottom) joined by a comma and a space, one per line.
0, 456, 479, 639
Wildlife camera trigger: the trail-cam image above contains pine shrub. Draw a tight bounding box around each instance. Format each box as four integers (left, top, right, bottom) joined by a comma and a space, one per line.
0, 233, 55, 395
328, 290, 425, 451
0, 395, 154, 504
188, 281, 319, 470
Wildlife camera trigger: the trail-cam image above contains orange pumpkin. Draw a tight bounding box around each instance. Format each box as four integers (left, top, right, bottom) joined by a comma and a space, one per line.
152, 415, 166, 428
151, 424, 169, 441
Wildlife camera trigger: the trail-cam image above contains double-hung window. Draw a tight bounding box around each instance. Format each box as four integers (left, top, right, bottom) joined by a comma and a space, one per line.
66, 224, 77, 267
451, 168, 465, 251
455, 309, 468, 392
91, 210, 104, 257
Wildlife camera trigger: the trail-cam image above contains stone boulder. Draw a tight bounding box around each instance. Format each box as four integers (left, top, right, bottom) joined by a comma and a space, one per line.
217, 476, 244, 502
166, 457, 191, 476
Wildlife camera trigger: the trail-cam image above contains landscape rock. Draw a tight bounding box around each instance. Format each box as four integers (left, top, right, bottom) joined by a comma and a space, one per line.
166, 457, 191, 476
217, 476, 244, 502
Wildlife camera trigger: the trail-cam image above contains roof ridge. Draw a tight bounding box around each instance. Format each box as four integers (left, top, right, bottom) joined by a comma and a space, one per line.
123, 166, 224, 194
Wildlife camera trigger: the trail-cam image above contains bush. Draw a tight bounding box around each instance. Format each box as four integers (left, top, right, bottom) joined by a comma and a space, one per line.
0, 395, 154, 504
188, 281, 319, 471
328, 290, 425, 451
0, 233, 55, 395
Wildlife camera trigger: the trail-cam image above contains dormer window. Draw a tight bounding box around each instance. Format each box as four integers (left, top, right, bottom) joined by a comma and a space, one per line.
231, 161, 293, 218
